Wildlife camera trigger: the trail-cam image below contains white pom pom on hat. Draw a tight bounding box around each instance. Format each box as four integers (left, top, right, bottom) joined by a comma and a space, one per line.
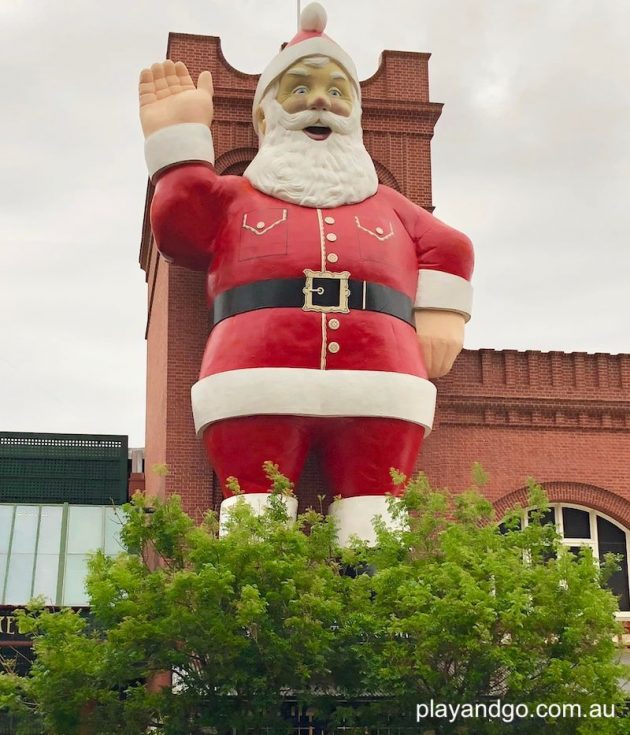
252, 2, 360, 133
300, 2, 327, 33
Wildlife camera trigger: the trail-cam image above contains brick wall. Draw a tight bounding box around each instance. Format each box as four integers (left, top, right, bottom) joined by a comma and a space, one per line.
425, 350, 630, 524
139, 34, 630, 525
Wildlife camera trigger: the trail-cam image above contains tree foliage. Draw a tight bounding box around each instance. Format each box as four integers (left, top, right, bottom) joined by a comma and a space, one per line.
1, 464, 628, 734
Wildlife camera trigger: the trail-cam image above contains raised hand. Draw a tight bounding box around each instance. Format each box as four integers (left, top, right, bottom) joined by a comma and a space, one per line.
139, 60, 214, 139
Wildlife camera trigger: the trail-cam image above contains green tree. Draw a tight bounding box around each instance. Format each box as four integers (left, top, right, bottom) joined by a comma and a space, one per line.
1, 464, 628, 734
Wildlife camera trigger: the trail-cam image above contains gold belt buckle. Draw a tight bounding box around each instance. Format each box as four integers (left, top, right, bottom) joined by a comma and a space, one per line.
302, 269, 351, 314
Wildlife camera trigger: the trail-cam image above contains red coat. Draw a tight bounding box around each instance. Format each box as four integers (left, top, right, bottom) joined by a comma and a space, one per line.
150, 163, 474, 434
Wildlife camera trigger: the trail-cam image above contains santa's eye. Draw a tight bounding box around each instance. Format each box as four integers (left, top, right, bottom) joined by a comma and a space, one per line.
329, 88, 342, 97
292, 85, 308, 95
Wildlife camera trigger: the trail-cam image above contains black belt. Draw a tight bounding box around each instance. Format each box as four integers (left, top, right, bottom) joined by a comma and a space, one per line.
211, 270, 415, 328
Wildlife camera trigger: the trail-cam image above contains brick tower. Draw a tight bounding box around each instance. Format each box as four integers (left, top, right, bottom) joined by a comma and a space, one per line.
139, 33, 443, 517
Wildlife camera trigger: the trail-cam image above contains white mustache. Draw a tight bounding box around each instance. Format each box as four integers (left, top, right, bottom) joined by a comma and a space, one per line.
278, 108, 356, 135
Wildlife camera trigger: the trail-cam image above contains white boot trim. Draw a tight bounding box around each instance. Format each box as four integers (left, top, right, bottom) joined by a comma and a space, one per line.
219, 492, 298, 536
328, 495, 405, 547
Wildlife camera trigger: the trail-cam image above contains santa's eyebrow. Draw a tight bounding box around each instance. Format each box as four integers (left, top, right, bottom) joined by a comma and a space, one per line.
286, 67, 309, 77
330, 71, 348, 81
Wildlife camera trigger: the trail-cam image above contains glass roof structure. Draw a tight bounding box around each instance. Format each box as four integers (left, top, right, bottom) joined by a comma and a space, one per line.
0, 504, 122, 607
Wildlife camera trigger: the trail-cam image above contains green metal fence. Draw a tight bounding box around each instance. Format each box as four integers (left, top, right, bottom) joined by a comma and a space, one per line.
0, 432, 128, 505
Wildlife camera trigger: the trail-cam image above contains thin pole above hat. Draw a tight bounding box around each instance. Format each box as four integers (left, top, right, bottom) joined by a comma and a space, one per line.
253, 2, 361, 133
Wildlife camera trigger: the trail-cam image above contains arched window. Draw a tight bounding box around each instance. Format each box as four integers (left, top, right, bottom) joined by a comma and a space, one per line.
522, 504, 630, 617
214, 147, 257, 177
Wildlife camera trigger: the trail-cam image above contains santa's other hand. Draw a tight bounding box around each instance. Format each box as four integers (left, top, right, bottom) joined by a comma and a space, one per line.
415, 310, 466, 379
139, 61, 214, 138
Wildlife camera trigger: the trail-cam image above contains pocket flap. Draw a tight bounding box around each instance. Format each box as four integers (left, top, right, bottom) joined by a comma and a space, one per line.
242, 209, 288, 235
354, 216, 394, 241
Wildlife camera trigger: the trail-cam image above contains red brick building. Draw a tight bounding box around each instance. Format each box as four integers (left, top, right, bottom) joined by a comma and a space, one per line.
139, 33, 630, 611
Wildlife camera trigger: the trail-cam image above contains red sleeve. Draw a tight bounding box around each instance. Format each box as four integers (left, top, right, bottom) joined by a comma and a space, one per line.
150, 164, 236, 271
415, 217, 474, 281
387, 186, 474, 281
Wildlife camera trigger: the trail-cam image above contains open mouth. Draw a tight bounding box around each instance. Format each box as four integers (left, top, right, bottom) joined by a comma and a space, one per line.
303, 126, 332, 141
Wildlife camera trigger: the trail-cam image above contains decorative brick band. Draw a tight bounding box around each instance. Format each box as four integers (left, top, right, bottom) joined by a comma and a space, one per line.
436, 399, 630, 431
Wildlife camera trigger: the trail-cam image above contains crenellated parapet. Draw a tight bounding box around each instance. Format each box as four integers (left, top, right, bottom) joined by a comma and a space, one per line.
434, 349, 630, 432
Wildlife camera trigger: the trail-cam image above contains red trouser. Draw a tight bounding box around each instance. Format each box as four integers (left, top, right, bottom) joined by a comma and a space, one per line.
203, 415, 425, 499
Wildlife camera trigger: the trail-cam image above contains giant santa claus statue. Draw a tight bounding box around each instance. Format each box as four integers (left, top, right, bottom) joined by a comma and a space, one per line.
139, 3, 474, 544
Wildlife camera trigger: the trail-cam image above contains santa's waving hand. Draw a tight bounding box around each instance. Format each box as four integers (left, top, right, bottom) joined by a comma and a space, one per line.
139, 60, 214, 138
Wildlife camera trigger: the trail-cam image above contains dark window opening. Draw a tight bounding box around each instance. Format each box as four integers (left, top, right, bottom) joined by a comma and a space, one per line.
597, 516, 630, 611
528, 508, 555, 527
562, 507, 590, 538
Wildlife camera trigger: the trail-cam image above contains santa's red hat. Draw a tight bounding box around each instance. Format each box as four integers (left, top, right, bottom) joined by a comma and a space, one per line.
252, 2, 360, 132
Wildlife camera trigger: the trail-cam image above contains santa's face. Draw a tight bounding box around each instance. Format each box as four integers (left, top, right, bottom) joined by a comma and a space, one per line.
244, 57, 379, 208
274, 60, 353, 139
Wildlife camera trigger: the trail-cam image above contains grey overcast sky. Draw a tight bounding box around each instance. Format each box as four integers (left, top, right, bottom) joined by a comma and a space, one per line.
1, 0, 628, 447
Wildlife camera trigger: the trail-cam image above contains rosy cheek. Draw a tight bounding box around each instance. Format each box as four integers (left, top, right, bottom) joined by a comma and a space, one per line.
330, 100, 352, 117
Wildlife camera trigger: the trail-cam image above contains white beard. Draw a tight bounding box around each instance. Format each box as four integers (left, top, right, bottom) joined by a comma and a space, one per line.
243, 95, 379, 208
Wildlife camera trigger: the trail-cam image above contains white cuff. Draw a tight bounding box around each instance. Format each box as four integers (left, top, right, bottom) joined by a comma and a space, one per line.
219, 493, 298, 536
415, 269, 473, 322
144, 123, 215, 179
328, 495, 406, 546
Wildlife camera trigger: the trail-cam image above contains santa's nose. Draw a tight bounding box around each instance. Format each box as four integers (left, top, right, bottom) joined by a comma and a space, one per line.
308, 93, 331, 111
